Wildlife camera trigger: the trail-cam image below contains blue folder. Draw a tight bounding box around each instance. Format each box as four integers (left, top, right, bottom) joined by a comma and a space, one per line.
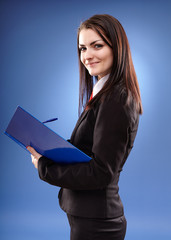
5, 106, 91, 163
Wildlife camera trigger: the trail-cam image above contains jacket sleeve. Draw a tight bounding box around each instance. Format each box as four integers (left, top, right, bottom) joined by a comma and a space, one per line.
38, 98, 130, 190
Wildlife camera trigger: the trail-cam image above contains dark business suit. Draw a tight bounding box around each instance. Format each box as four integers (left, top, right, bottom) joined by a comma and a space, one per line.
38, 89, 139, 239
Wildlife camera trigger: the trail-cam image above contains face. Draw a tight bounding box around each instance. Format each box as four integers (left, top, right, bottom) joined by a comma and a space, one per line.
79, 28, 113, 80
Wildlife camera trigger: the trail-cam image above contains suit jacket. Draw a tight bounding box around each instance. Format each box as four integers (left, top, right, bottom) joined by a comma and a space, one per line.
38, 90, 139, 218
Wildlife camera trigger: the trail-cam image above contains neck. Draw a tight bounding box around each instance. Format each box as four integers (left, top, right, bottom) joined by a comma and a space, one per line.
98, 73, 110, 81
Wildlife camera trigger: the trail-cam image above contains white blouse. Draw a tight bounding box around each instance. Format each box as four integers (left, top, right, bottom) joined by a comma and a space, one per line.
92, 74, 110, 98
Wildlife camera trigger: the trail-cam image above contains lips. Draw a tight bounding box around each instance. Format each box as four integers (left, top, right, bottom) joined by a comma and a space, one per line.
86, 62, 99, 67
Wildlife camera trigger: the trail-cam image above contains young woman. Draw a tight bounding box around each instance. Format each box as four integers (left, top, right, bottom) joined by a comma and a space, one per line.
28, 14, 142, 240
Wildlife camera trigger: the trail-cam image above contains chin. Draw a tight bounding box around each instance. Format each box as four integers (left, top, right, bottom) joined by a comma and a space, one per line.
88, 70, 99, 77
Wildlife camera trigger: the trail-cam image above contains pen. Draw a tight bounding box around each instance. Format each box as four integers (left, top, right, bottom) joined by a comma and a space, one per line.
43, 118, 58, 124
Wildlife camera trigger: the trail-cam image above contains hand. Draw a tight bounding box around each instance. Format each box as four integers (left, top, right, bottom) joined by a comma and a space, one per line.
27, 146, 42, 169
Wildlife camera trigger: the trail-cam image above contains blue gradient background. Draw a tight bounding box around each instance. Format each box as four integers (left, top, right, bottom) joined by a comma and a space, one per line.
1, 0, 171, 239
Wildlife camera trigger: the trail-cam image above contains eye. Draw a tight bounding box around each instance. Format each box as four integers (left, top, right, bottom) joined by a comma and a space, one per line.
94, 44, 103, 49
79, 46, 86, 52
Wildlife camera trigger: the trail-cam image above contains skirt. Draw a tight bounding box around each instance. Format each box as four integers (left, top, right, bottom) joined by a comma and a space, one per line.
67, 214, 127, 240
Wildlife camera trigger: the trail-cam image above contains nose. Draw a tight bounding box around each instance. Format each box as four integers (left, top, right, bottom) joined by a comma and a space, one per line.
84, 48, 93, 62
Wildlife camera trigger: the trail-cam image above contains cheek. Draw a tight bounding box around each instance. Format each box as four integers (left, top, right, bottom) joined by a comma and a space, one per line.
100, 48, 113, 67
80, 54, 84, 65
106, 52, 113, 67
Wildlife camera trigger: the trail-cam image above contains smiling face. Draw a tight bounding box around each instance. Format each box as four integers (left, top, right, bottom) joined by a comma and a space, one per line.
79, 28, 113, 80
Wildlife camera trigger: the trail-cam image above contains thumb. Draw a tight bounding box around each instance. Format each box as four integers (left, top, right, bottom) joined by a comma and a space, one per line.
27, 146, 42, 159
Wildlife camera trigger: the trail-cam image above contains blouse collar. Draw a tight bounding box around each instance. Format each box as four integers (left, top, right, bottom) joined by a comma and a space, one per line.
92, 74, 110, 98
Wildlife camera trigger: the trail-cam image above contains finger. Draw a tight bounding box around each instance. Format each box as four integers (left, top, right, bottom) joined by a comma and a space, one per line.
31, 154, 35, 163
27, 146, 42, 160
27, 146, 36, 155
31, 155, 38, 169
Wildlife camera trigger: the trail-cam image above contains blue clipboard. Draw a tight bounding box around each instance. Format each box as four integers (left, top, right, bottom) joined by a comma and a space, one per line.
4, 106, 91, 163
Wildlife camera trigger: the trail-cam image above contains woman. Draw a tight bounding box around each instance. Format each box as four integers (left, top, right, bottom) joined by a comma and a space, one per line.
27, 14, 142, 240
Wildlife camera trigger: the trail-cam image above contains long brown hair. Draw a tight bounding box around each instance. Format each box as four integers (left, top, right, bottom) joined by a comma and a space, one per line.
77, 14, 143, 115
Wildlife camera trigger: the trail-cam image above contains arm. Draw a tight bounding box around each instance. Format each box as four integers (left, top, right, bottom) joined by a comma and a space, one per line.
30, 99, 130, 190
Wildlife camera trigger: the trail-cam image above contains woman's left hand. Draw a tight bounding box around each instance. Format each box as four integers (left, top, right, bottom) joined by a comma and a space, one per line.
27, 146, 42, 169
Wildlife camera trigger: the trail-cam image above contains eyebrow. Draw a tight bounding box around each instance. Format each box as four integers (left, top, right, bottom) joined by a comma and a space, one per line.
79, 40, 102, 46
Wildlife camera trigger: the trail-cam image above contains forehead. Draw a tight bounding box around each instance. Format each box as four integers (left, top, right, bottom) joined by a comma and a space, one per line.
79, 28, 102, 45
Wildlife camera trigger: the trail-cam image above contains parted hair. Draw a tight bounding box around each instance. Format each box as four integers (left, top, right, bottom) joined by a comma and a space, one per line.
77, 14, 143, 115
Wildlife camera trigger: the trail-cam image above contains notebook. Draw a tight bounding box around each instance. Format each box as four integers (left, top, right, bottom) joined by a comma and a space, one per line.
5, 106, 91, 163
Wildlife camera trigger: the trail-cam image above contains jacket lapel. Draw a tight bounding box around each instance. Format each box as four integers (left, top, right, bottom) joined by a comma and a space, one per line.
70, 110, 89, 142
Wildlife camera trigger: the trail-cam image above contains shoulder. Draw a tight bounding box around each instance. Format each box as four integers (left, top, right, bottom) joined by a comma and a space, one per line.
96, 88, 139, 127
